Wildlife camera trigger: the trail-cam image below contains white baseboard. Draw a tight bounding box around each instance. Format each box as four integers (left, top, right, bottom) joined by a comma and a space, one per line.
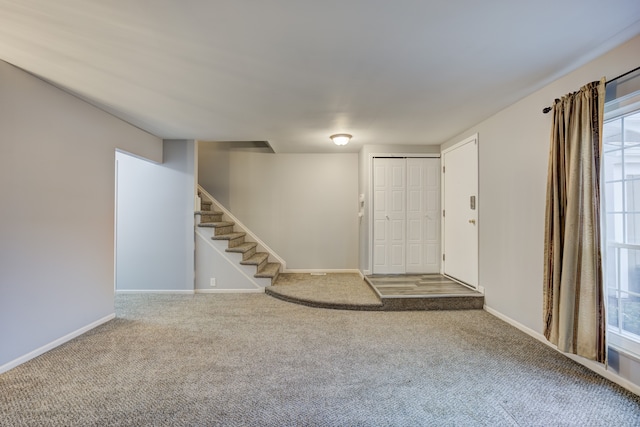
0, 313, 115, 374
116, 289, 266, 295
115, 289, 195, 294
283, 269, 361, 274
195, 288, 264, 294
484, 305, 640, 396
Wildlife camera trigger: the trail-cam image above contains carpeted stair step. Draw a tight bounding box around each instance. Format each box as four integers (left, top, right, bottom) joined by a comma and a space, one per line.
225, 242, 257, 261
212, 232, 246, 248
240, 252, 269, 271
197, 221, 235, 235
255, 262, 281, 284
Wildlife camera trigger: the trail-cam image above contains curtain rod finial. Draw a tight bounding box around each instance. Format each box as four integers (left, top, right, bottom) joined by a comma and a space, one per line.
543, 106, 553, 114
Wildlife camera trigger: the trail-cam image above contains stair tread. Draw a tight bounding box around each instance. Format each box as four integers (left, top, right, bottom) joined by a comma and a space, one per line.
240, 252, 268, 265
197, 221, 234, 228
225, 242, 257, 253
255, 262, 281, 278
197, 210, 223, 215
211, 232, 245, 240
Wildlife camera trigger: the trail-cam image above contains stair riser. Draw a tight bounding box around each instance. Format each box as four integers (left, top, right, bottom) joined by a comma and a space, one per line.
257, 258, 268, 272
242, 247, 256, 261
215, 226, 234, 236
228, 236, 245, 248
201, 213, 223, 222
201, 202, 213, 211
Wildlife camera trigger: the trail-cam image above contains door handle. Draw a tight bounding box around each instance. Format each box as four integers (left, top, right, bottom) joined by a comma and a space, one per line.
386, 215, 389, 220
468, 219, 476, 225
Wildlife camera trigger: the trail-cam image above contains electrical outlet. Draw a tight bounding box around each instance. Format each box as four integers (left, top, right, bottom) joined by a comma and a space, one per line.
210, 278, 216, 287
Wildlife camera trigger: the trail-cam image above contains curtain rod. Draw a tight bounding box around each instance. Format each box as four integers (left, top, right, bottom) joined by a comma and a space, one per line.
542, 65, 640, 114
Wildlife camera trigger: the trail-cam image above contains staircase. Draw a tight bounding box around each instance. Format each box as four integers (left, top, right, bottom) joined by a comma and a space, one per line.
197, 197, 281, 285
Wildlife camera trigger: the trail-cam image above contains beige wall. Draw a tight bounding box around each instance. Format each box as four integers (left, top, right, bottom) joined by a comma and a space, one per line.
0, 61, 162, 369
441, 35, 640, 388
199, 142, 359, 270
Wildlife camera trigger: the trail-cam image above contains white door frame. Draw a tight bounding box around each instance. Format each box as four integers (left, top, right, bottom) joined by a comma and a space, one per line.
440, 134, 479, 287
367, 152, 440, 276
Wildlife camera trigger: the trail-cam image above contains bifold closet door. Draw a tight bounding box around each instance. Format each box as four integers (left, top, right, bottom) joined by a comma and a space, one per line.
406, 158, 440, 273
373, 157, 441, 275
373, 158, 406, 274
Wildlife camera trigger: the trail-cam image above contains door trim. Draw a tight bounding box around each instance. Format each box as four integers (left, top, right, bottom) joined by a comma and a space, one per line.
366, 152, 440, 276
440, 133, 479, 287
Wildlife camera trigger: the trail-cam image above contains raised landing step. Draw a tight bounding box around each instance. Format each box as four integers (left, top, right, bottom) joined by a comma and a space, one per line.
266, 273, 484, 311
366, 274, 484, 310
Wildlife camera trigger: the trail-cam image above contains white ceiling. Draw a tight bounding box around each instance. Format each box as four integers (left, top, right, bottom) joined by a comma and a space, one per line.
1, 1, 640, 153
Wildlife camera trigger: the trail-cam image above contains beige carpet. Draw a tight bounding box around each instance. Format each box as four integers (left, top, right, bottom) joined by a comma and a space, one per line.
1, 293, 639, 426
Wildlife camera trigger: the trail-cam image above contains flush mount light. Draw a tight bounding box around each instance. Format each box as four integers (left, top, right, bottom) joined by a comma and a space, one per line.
330, 133, 352, 146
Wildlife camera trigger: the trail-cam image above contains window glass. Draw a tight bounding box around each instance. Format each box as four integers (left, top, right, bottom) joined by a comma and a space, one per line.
602, 79, 640, 355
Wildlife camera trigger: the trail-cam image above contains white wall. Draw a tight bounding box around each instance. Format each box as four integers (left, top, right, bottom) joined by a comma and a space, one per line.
358, 144, 441, 273
199, 143, 358, 270
116, 140, 195, 291
441, 35, 640, 388
0, 60, 162, 370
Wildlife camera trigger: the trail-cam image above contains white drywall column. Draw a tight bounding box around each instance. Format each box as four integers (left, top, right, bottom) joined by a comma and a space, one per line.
116, 140, 195, 291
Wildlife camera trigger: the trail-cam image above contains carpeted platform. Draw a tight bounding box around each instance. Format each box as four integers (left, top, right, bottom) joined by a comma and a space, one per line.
265, 273, 384, 310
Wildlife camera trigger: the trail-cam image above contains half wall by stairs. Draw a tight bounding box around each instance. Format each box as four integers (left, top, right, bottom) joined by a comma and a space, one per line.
195, 187, 282, 292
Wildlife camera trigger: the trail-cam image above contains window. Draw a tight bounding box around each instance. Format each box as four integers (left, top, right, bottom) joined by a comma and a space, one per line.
602, 74, 640, 357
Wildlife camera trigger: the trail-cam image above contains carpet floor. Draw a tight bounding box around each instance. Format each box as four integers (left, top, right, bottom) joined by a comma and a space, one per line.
1, 293, 639, 426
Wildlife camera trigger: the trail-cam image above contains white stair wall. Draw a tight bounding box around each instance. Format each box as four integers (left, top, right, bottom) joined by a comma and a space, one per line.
197, 186, 287, 270
195, 226, 270, 292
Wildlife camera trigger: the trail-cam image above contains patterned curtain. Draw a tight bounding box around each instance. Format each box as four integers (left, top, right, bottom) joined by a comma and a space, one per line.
543, 78, 606, 363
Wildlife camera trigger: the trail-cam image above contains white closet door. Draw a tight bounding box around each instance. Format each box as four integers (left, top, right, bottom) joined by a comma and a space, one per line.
373, 158, 406, 274
406, 158, 441, 273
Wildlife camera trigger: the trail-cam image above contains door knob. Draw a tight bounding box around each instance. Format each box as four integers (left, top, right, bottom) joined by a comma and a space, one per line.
386, 215, 390, 220
468, 219, 476, 224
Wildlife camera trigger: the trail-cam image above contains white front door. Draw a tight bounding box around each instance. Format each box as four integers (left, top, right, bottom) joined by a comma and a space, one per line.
406, 158, 441, 273
442, 135, 478, 288
373, 158, 406, 274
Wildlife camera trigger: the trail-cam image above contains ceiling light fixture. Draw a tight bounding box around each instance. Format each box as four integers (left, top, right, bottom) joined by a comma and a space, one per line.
330, 133, 352, 146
